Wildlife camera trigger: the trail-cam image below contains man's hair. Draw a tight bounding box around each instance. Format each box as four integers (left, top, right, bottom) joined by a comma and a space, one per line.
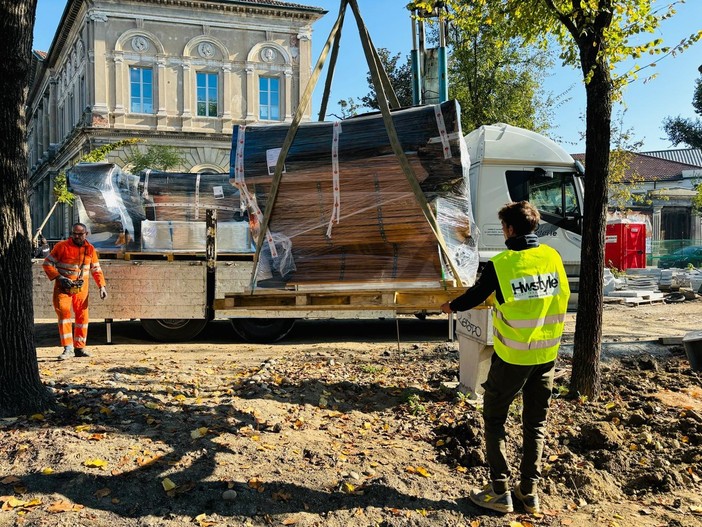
72, 222, 88, 232
498, 201, 540, 236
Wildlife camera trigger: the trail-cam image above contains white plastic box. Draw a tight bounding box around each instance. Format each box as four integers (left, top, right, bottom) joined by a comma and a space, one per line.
141, 220, 253, 253
455, 307, 494, 397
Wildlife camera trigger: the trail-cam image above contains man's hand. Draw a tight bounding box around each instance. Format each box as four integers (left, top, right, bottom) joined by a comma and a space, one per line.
58, 276, 73, 289
99, 286, 108, 300
441, 302, 453, 314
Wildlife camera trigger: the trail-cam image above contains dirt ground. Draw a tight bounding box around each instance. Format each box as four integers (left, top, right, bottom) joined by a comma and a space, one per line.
1, 300, 701, 527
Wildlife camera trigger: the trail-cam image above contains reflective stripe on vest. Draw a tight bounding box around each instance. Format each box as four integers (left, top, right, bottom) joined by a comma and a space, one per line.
491, 244, 570, 366
494, 309, 567, 329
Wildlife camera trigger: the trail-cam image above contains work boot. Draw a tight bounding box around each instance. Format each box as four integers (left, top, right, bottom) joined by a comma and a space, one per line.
514, 481, 540, 514
469, 483, 514, 513
58, 346, 74, 361
74, 348, 92, 358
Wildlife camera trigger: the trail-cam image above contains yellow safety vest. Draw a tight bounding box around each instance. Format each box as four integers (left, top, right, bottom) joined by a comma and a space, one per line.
490, 244, 570, 365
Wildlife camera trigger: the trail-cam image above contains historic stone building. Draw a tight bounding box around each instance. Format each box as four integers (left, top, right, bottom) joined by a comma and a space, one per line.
27, 0, 325, 240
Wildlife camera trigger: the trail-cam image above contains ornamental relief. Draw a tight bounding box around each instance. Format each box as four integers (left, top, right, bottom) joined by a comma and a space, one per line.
131, 36, 149, 53
260, 47, 276, 63
198, 42, 216, 59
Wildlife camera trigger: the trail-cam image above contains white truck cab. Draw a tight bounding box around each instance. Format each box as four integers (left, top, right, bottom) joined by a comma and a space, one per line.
465, 123, 584, 277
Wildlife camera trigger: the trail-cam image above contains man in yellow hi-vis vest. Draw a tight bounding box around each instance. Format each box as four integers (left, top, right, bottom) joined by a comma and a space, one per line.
441, 201, 570, 514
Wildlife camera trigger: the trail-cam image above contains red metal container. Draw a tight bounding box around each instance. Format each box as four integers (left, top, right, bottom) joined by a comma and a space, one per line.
605, 222, 646, 271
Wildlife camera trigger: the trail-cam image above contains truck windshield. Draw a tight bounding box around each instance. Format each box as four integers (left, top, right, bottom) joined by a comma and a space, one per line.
506, 170, 582, 235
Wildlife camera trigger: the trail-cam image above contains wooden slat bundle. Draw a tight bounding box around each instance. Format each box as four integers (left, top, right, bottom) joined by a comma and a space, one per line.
231, 100, 470, 286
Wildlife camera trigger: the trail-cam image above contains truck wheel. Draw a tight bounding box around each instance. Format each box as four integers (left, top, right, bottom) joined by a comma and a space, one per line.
230, 318, 296, 343
141, 319, 208, 342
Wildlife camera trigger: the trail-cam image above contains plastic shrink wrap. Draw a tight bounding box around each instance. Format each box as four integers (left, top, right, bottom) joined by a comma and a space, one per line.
68, 163, 145, 252
68, 164, 252, 253
229, 100, 479, 288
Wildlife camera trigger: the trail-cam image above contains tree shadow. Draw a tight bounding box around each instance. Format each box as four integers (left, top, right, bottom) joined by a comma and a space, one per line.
1, 347, 471, 523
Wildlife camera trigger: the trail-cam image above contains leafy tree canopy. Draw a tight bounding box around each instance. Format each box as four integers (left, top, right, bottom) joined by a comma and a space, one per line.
663, 70, 702, 147
445, 11, 553, 133
411, 1, 701, 94
125, 144, 185, 173
357, 48, 414, 111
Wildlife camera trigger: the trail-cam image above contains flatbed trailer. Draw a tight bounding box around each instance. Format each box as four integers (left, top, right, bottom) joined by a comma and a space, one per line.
32, 250, 462, 343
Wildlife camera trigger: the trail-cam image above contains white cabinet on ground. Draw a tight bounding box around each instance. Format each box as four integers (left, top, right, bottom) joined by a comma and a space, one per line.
455, 307, 493, 397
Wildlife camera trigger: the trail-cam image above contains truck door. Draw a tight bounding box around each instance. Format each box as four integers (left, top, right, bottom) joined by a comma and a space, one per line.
505, 169, 583, 235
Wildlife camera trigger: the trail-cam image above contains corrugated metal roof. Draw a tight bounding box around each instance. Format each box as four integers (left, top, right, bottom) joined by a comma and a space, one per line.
572, 151, 700, 183
642, 148, 702, 168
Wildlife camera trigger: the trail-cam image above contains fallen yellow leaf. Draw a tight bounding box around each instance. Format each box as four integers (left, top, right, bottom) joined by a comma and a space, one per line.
83, 458, 108, 469
41, 467, 54, 475
161, 477, 177, 491
190, 427, 208, 439
46, 500, 83, 513
194, 512, 217, 526
341, 482, 355, 493
1, 497, 26, 510
415, 466, 431, 478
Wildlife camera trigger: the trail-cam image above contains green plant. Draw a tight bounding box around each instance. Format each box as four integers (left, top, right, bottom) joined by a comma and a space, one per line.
405, 393, 426, 416
125, 144, 185, 172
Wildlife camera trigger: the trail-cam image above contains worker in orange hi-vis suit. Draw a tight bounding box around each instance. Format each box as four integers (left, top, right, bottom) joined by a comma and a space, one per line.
43, 222, 107, 361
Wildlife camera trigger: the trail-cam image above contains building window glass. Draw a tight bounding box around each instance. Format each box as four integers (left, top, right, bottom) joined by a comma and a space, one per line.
130, 66, 153, 113
196, 72, 218, 117
259, 76, 280, 121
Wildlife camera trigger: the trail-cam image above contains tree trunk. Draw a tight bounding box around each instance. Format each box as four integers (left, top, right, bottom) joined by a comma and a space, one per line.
0, 0, 54, 417
569, 46, 613, 399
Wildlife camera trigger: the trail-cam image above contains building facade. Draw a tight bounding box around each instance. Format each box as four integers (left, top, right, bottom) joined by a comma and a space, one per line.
27, 0, 325, 240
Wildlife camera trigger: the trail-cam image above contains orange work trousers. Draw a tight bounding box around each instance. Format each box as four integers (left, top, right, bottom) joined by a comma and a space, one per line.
52, 286, 90, 349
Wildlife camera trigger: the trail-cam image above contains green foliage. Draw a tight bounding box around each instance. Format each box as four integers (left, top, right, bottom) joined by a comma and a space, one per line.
663, 72, 702, 148
692, 182, 702, 214
333, 97, 362, 119
81, 138, 141, 163
360, 364, 384, 374
126, 144, 185, 173
52, 172, 74, 206
359, 48, 414, 110
405, 393, 426, 415
445, 12, 553, 132
430, 1, 700, 98
53, 139, 143, 206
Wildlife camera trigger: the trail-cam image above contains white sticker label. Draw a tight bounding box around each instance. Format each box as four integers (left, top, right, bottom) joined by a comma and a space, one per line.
266, 148, 286, 175
212, 185, 224, 199
510, 272, 560, 300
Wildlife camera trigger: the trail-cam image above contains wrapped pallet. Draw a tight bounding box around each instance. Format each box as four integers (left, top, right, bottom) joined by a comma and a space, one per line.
229, 100, 479, 288
139, 171, 241, 223
68, 163, 145, 252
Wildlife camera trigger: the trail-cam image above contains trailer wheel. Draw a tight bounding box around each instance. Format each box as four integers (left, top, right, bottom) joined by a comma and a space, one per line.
230, 318, 296, 343
141, 318, 208, 342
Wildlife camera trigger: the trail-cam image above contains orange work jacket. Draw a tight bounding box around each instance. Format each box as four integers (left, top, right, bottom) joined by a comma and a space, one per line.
43, 238, 106, 291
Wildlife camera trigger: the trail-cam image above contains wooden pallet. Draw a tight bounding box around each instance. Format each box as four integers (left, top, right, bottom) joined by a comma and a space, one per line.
604, 290, 666, 306
624, 294, 665, 306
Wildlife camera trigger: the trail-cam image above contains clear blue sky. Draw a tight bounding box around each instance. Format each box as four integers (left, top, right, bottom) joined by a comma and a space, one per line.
34, 0, 702, 153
